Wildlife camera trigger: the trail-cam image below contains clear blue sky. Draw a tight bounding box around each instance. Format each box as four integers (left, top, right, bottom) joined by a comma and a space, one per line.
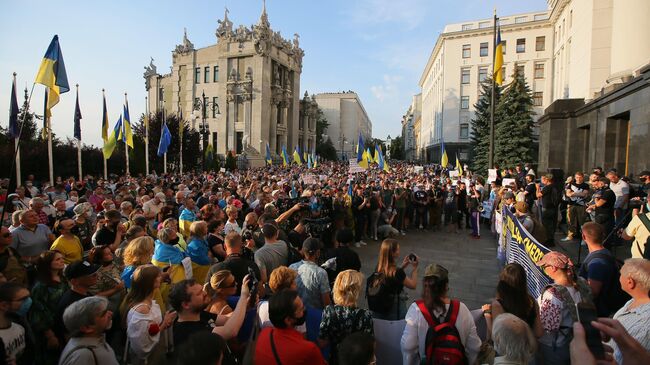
0, 0, 546, 148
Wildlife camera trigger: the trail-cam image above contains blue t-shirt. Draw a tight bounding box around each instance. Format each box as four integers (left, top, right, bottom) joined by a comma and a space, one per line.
579, 249, 616, 315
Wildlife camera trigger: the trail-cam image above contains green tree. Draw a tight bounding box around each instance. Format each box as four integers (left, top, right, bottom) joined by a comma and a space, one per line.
470, 77, 502, 175
315, 107, 329, 147
389, 136, 404, 160
225, 151, 236, 171
132, 112, 201, 173
317, 138, 338, 161
494, 70, 536, 168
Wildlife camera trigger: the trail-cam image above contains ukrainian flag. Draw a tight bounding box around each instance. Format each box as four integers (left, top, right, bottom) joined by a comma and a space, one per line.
357, 133, 364, 162
307, 153, 313, 169
494, 22, 504, 86
281, 146, 289, 167
456, 154, 463, 175
378, 145, 390, 172
103, 116, 122, 159
440, 139, 449, 168
122, 99, 134, 148
35, 35, 69, 111
178, 209, 196, 239
205, 143, 214, 166
293, 147, 302, 165
312, 149, 318, 168
265, 142, 273, 165
373, 146, 380, 164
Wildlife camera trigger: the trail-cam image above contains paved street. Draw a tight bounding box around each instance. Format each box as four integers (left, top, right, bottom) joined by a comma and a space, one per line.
354, 225, 501, 311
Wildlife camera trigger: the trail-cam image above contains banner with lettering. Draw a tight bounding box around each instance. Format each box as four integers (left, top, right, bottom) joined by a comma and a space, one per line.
501, 207, 552, 298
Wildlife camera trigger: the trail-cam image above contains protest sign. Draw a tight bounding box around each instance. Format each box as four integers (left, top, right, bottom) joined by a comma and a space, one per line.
487, 169, 497, 184
501, 207, 551, 298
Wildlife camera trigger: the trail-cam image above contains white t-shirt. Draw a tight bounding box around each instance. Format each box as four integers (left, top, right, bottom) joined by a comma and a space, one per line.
0, 322, 26, 362
257, 301, 306, 333
609, 180, 630, 209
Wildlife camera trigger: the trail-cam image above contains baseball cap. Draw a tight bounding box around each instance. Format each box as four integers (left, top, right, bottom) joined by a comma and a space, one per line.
64, 260, 101, 280
303, 238, 322, 254
535, 251, 573, 270
423, 263, 448, 280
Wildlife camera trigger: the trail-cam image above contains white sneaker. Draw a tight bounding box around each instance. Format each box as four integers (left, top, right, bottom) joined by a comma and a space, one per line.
359, 240, 368, 246
354, 242, 362, 248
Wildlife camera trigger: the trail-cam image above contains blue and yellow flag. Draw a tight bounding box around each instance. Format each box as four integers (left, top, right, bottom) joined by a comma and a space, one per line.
373, 146, 380, 164
441, 139, 449, 168
347, 183, 353, 199
281, 146, 289, 167
494, 22, 504, 86
35, 35, 69, 111
293, 147, 302, 166
205, 143, 214, 166
265, 142, 273, 165
122, 98, 134, 148
357, 133, 364, 162
101, 92, 109, 142
103, 115, 122, 159
377, 145, 389, 172
456, 154, 463, 175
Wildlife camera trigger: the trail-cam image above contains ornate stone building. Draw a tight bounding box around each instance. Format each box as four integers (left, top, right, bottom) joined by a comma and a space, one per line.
144, 5, 315, 166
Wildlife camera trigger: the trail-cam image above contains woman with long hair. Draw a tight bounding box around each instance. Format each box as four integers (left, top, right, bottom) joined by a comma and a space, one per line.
369, 238, 418, 320
204, 270, 238, 316
29, 251, 69, 365
88, 245, 125, 311
318, 270, 374, 365
401, 263, 481, 365
489, 263, 543, 338
123, 264, 177, 364
535, 251, 593, 364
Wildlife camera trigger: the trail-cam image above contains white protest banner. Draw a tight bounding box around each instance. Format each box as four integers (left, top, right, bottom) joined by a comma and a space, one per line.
414, 166, 424, 174
488, 169, 497, 184
502, 178, 516, 187
349, 159, 365, 173
449, 170, 459, 178
302, 174, 317, 185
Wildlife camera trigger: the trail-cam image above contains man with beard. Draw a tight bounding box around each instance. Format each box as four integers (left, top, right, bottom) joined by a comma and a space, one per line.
168, 276, 253, 349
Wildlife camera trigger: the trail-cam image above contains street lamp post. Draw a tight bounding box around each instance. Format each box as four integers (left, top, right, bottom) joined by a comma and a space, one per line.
193, 90, 220, 171
386, 135, 392, 159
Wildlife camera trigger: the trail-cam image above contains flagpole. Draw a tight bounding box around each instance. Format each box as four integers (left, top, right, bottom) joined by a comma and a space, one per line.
145, 96, 150, 176
12, 73, 22, 186
124, 92, 130, 176
178, 96, 183, 175
47, 108, 54, 186
102, 89, 108, 180
75, 84, 82, 181
488, 9, 497, 169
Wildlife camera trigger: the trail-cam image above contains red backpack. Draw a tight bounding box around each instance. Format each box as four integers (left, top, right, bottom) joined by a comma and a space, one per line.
415, 299, 467, 365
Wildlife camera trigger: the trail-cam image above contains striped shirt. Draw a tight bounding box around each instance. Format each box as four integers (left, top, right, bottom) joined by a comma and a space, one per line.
610, 299, 650, 365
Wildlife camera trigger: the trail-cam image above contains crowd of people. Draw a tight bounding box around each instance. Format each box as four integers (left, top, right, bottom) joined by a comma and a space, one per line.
0, 160, 648, 365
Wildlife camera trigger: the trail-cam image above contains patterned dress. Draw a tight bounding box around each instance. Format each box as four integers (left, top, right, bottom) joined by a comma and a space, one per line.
319, 305, 374, 364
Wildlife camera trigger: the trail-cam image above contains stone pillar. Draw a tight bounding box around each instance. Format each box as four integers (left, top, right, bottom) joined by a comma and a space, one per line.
245, 97, 252, 151
302, 113, 309, 153
270, 102, 278, 153
227, 99, 236, 152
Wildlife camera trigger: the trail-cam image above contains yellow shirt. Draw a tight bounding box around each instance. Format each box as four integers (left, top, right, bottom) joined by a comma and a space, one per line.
50, 235, 83, 264
626, 212, 650, 258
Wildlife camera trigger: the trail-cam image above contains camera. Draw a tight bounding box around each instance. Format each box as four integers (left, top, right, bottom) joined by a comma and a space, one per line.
304, 217, 332, 239
242, 230, 253, 241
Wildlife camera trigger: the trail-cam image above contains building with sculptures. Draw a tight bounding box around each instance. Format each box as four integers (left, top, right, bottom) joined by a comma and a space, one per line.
144, 4, 315, 166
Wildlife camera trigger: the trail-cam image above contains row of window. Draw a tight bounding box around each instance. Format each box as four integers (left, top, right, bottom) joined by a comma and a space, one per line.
460, 62, 545, 84
462, 36, 545, 58
195, 66, 220, 84
458, 90, 544, 111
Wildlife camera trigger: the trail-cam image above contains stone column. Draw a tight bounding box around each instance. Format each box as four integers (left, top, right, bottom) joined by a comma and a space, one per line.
270, 102, 278, 153
302, 113, 309, 153
227, 98, 236, 152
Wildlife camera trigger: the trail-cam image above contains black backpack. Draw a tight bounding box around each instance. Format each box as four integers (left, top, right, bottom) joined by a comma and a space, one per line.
366, 272, 396, 314
416, 299, 467, 365
581, 251, 631, 315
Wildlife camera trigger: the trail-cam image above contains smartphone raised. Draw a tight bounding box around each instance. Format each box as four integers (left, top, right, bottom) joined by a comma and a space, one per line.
575, 302, 605, 360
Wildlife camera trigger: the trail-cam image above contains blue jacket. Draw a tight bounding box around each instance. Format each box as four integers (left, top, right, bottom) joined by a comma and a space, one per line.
187, 237, 210, 265
153, 239, 187, 265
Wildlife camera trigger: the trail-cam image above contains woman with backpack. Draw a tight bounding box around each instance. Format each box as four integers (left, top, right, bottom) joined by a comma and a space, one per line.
400, 263, 481, 365
535, 251, 593, 365
367, 238, 418, 320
